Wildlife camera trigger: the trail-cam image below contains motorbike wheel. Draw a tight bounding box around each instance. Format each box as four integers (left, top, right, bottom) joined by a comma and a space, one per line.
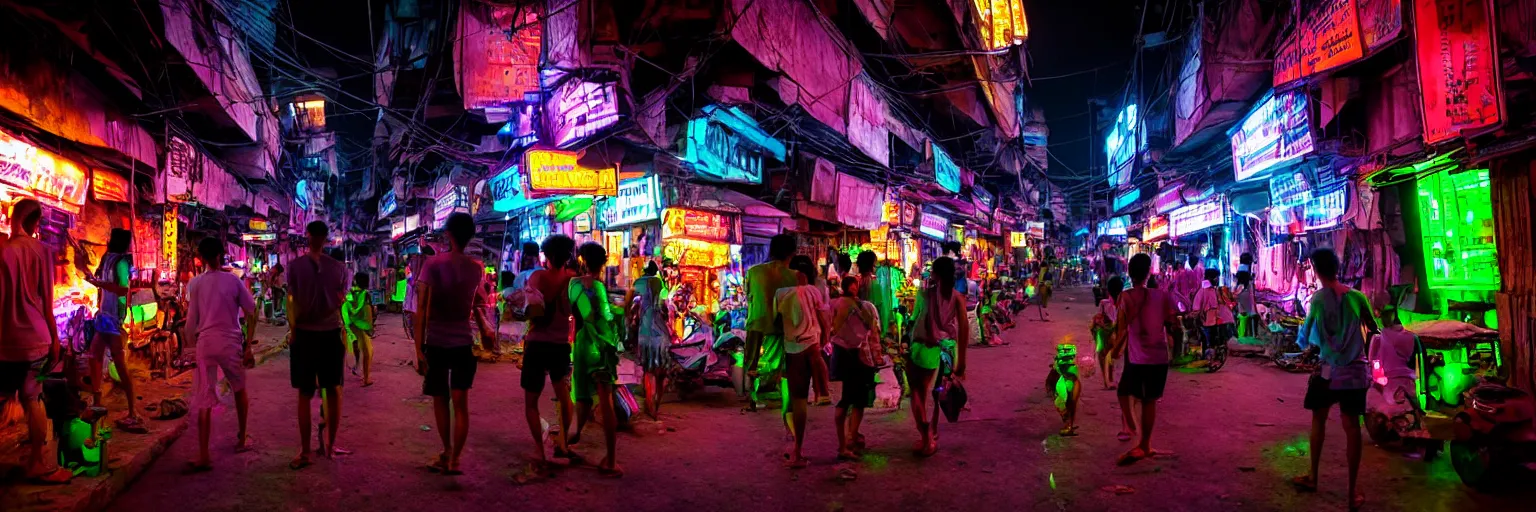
1364, 412, 1399, 445
1450, 439, 1505, 490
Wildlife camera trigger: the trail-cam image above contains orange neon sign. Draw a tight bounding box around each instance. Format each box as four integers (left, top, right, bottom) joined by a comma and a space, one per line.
972, 0, 1028, 50
0, 128, 88, 211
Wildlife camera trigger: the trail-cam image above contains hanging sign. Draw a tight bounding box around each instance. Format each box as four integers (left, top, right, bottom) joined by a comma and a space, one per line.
524, 149, 618, 197
974, 0, 1029, 49
1100, 216, 1130, 237
608, 175, 661, 228
1168, 199, 1223, 238
928, 141, 961, 193
1273, 0, 1364, 87
663, 238, 731, 268
1025, 221, 1046, 239
1303, 186, 1349, 231
434, 185, 469, 229
1414, 0, 1504, 144
683, 105, 786, 184
0, 128, 89, 211
391, 219, 406, 239
161, 205, 178, 276
661, 208, 734, 243
248, 218, 269, 231
973, 186, 995, 211
163, 136, 198, 204
1154, 183, 1186, 214
90, 169, 130, 203
1269, 170, 1314, 208
1145, 215, 1170, 242
240, 233, 277, 242
458, 3, 540, 111
488, 164, 536, 212
378, 189, 398, 218
1230, 89, 1314, 182
1105, 104, 1141, 187
1010, 232, 1026, 248
544, 77, 622, 148
918, 211, 949, 240
900, 201, 919, 229
1113, 187, 1141, 212
294, 179, 311, 210
520, 215, 549, 244
574, 212, 592, 232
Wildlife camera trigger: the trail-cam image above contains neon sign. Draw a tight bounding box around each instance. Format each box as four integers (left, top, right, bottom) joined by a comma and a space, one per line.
1273, 0, 1365, 87
972, 0, 1029, 50
434, 185, 468, 229
1230, 89, 1313, 182
1168, 199, 1223, 238
1105, 104, 1141, 187
488, 165, 534, 212
1100, 216, 1129, 237
1025, 221, 1045, 238
608, 175, 660, 228
1416, 165, 1497, 290
663, 238, 731, 268
249, 218, 269, 231
379, 189, 398, 217
928, 141, 961, 193
918, 212, 949, 240
241, 233, 276, 241
524, 149, 617, 197
161, 205, 178, 277
295, 180, 311, 210
1269, 171, 1313, 208
544, 78, 621, 148
662, 208, 733, 243
1145, 215, 1169, 242
683, 105, 786, 184
92, 170, 131, 203
520, 216, 549, 244
0, 128, 88, 211
1010, 232, 1026, 247
1303, 186, 1348, 232
1113, 188, 1141, 212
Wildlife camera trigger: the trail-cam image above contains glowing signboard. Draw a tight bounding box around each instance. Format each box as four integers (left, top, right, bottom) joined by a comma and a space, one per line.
295, 180, 311, 210
92, 170, 130, 203
608, 175, 660, 228
918, 212, 949, 240
1100, 216, 1130, 237
1416, 166, 1497, 290
379, 189, 398, 218
1303, 186, 1348, 232
1113, 187, 1141, 212
1230, 89, 1313, 182
928, 141, 961, 193
524, 149, 617, 197
249, 218, 269, 231
1270, 171, 1314, 208
404, 215, 420, 233
164, 136, 197, 204
1414, 0, 1504, 144
683, 105, 786, 184
0, 128, 88, 211
663, 238, 731, 268
1105, 104, 1141, 187
1010, 232, 1027, 247
488, 165, 536, 212
241, 233, 277, 242
459, 3, 540, 110
1145, 215, 1169, 242
1168, 199, 1223, 238
1025, 221, 1046, 239
544, 78, 621, 148
662, 208, 734, 243
434, 185, 468, 229
1273, 0, 1365, 87
161, 205, 178, 277
520, 216, 549, 244
971, 0, 1029, 50
391, 219, 405, 239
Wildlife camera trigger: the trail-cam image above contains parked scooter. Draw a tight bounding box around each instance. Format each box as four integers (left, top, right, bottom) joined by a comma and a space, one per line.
669, 309, 745, 400
1450, 381, 1536, 490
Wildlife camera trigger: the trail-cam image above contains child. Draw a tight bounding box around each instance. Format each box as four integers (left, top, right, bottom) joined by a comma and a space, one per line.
1093, 277, 1124, 389
345, 273, 376, 386
1046, 342, 1087, 436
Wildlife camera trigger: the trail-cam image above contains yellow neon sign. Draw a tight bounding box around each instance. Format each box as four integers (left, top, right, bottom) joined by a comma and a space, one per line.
525, 149, 618, 197
972, 0, 1028, 50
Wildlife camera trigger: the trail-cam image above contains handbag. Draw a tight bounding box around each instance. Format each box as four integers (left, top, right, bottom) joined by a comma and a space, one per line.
933, 374, 967, 423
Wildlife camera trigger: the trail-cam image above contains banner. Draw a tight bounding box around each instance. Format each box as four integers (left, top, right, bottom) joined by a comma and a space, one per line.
378, 189, 398, 218
525, 149, 618, 197
1274, 0, 1365, 87
1230, 89, 1314, 181
161, 205, 178, 277
164, 136, 198, 203
1359, 0, 1403, 50
1302, 186, 1348, 231
433, 185, 468, 229
1414, 0, 1503, 144
488, 165, 535, 212
662, 208, 735, 243
1269, 170, 1314, 208
928, 141, 961, 193
1025, 221, 1045, 239
683, 105, 786, 184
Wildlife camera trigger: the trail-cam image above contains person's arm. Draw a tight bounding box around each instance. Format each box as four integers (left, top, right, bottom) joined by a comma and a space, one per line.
43, 262, 61, 366
953, 295, 970, 377
240, 285, 258, 367
85, 259, 132, 296
472, 281, 495, 352
1111, 294, 1132, 356
185, 285, 202, 353
1358, 292, 1381, 335
1297, 297, 1317, 351
413, 281, 431, 375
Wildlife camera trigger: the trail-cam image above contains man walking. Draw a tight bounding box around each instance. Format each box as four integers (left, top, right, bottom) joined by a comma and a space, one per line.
742, 234, 799, 412
1291, 249, 1377, 511
413, 213, 495, 475
184, 237, 258, 472
774, 258, 828, 468
0, 199, 72, 483
1112, 253, 1177, 466
286, 221, 350, 469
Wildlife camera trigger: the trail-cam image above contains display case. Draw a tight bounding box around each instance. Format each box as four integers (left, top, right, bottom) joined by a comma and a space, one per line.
1416, 168, 1498, 291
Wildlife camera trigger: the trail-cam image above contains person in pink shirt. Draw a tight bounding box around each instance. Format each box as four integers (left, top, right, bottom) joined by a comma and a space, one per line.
1111, 254, 1178, 466
0, 199, 72, 484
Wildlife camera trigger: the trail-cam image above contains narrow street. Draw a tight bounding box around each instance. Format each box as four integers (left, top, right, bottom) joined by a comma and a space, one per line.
109, 286, 1524, 511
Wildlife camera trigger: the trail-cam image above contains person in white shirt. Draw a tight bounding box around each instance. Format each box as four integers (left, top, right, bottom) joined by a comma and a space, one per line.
1191, 269, 1236, 362
774, 257, 828, 469
183, 237, 258, 472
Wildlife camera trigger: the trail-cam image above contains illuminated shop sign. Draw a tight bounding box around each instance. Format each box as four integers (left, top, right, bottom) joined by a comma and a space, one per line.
1303, 186, 1348, 232
0, 128, 88, 211
1010, 232, 1026, 248
404, 215, 420, 233
161, 205, 178, 276
434, 185, 469, 229
1105, 104, 1142, 187
1230, 89, 1313, 182
1416, 166, 1497, 290
1269, 171, 1313, 208
1154, 183, 1185, 214
972, 0, 1029, 50
488, 164, 535, 212
1274, 0, 1365, 87
1025, 221, 1046, 239
164, 136, 197, 204
391, 219, 405, 239
683, 105, 786, 184
544, 78, 621, 148
92, 170, 130, 203
459, 3, 540, 111
663, 238, 731, 268
928, 141, 961, 193
918, 212, 949, 240
608, 175, 660, 228
1145, 215, 1169, 242
524, 149, 617, 197
900, 201, 919, 229
240, 233, 276, 242
379, 189, 398, 218
520, 216, 549, 244
1414, 0, 1503, 144
1168, 199, 1223, 238
1100, 216, 1129, 237
1113, 188, 1141, 212
249, 218, 269, 231
295, 179, 311, 210
662, 208, 735, 243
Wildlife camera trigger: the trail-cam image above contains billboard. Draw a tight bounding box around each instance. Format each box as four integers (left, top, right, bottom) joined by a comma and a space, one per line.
1413, 0, 1503, 144
683, 105, 786, 184
1104, 104, 1141, 187
1230, 89, 1314, 182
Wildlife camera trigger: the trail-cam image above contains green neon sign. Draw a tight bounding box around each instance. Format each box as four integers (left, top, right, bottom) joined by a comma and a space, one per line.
1416, 167, 1498, 291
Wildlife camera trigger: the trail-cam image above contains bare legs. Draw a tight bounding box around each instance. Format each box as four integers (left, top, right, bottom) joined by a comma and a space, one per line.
524, 378, 573, 463
835, 405, 866, 459
594, 381, 619, 474
295, 390, 314, 467
89, 333, 139, 422
431, 390, 470, 472
1305, 407, 1364, 507
785, 394, 808, 466
642, 369, 666, 419
194, 390, 250, 468
356, 331, 374, 386
1117, 393, 1139, 438
809, 351, 831, 405
20, 392, 58, 476
907, 366, 938, 454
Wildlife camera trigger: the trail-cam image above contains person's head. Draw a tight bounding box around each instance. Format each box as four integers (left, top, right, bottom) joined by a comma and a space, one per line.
841, 275, 860, 297
1107, 276, 1124, 301
790, 255, 815, 285
9, 198, 41, 236
835, 253, 852, 275
1204, 268, 1220, 285
353, 271, 370, 289
541, 234, 575, 270
445, 212, 475, 251
942, 241, 962, 256
931, 256, 956, 290
577, 242, 607, 275
196, 236, 225, 270
856, 250, 876, 274
107, 228, 131, 254
644, 261, 659, 276
421, 244, 436, 257
769, 234, 796, 261
519, 241, 540, 270
1311, 248, 1340, 283
305, 221, 329, 252
500, 270, 516, 289
1129, 253, 1152, 285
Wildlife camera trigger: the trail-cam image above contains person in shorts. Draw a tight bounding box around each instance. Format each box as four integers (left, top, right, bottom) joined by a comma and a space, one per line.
1292, 249, 1377, 510
413, 213, 494, 475
78, 229, 146, 433
520, 234, 578, 475
285, 221, 350, 469
568, 242, 623, 476
774, 258, 828, 468
0, 199, 72, 484
1111, 253, 1177, 466
742, 234, 799, 412
183, 237, 258, 472
829, 275, 880, 460
908, 256, 968, 457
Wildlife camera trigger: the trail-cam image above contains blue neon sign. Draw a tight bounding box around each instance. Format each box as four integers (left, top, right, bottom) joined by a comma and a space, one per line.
930, 141, 961, 193
488, 164, 535, 212
378, 189, 397, 218
682, 105, 787, 184
295, 179, 310, 210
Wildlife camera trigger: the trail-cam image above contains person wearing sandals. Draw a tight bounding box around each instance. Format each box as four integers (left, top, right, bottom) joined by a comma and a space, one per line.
413, 213, 495, 476
346, 273, 376, 387
1110, 254, 1177, 466
627, 261, 672, 419
184, 237, 258, 473
569, 242, 623, 477
829, 276, 880, 461
907, 256, 969, 457
285, 221, 351, 469
1291, 249, 1376, 511
774, 258, 829, 469
520, 235, 579, 477
77, 228, 147, 434
743, 234, 799, 412
0, 199, 73, 484
1093, 277, 1123, 390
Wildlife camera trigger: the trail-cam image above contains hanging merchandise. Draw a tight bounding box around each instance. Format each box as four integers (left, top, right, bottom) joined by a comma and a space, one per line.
682, 105, 787, 184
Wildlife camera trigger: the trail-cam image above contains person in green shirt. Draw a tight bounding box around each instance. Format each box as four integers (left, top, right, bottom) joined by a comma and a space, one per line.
742, 234, 800, 411
568, 242, 622, 477
345, 272, 375, 387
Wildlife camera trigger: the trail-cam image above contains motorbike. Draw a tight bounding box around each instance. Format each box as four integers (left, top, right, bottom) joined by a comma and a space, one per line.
1450, 381, 1536, 490
668, 309, 745, 400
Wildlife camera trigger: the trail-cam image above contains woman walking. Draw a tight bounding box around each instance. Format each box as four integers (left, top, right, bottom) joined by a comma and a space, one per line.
830, 276, 880, 460
628, 261, 673, 419
346, 273, 376, 387
1094, 277, 1123, 389
907, 257, 968, 456
570, 242, 623, 477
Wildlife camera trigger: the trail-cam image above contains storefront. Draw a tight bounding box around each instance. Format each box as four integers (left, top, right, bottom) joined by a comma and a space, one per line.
658, 206, 743, 329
